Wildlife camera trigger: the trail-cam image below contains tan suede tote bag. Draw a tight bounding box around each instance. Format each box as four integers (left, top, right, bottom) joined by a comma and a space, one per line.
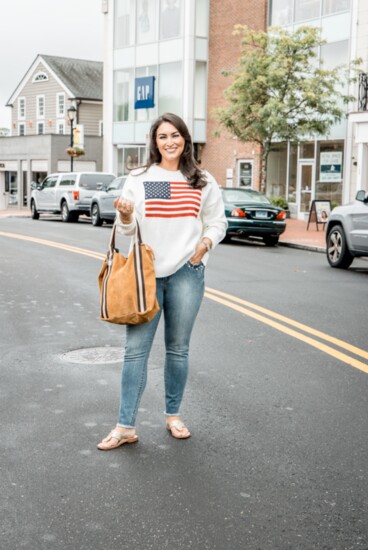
98, 221, 160, 325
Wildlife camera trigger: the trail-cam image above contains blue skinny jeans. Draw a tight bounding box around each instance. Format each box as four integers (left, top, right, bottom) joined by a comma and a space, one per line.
117, 261, 205, 428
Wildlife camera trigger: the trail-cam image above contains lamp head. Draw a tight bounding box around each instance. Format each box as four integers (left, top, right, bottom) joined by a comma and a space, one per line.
67, 105, 77, 121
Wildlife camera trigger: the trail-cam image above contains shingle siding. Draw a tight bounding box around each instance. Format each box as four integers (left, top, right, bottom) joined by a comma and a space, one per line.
78, 102, 102, 136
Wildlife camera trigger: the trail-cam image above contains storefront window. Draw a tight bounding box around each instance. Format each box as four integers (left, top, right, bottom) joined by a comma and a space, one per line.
114, 0, 135, 48
316, 140, 343, 206
117, 147, 148, 176
160, 0, 181, 40
114, 69, 134, 122
270, 0, 293, 25
266, 142, 287, 198
288, 143, 298, 203
136, 0, 156, 44
299, 142, 315, 159
158, 62, 182, 115
295, 0, 321, 22
5, 172, 18, 206
322, 0, 350, 15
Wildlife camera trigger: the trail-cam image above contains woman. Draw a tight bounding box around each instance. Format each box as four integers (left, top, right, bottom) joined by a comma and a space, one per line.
97, 113, 227, 450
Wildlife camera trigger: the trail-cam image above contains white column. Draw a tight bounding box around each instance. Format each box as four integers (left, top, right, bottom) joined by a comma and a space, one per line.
102, 2, 115, 174
182, 0, 196, 135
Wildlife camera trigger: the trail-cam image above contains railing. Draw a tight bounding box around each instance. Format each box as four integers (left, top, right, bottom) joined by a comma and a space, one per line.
358, 73, 368, 111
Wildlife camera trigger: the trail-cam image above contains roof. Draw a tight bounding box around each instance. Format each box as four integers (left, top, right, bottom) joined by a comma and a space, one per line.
6, 54, 103, 106
41, 55, 103, 101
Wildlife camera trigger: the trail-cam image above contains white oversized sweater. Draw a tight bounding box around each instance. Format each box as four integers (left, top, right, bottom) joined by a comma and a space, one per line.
116, 164, 228, 278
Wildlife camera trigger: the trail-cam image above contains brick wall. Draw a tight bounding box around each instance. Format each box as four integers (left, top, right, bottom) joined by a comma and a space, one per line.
201, 0, 267, 189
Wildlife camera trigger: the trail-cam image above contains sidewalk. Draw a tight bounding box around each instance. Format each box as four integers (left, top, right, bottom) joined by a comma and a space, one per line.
0, 207, 326, 252
279, 217, 326, 252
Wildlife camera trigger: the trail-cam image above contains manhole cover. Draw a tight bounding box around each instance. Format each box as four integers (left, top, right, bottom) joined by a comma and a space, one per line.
60, 347, 124, 365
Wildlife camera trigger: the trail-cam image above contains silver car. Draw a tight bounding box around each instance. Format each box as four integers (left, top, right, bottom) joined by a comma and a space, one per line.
90, 176, 126, 226
326, 190, 368, 268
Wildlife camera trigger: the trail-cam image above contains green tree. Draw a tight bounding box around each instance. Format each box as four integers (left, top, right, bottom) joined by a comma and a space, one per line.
215, 25, 360, 192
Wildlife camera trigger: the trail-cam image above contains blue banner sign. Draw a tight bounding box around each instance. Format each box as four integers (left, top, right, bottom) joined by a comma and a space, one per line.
134, 76, 155, 109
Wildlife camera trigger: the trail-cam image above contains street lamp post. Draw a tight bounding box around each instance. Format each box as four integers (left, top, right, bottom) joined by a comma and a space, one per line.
67, 105, 77, 171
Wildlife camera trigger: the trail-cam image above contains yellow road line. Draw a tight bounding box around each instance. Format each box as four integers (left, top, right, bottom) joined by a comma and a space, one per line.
0, 231, 106, 261
204, 292, 368, 374
205, 286, 368, 361
1, 229, 367, 373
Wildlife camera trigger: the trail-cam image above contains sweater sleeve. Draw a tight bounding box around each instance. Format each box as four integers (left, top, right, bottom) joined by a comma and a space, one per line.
200, 173, 228, 249
115, 173, 141, 236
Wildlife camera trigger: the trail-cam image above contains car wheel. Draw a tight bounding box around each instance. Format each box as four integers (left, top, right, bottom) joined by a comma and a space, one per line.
61, 201, 77, 222
91, 203, 103, 226
263, 236, 279, 247
326, 225, 354, 269
31, 200, 39, 220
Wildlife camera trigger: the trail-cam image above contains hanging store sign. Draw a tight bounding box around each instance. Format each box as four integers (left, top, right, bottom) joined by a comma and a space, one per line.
134, 76, 155, 109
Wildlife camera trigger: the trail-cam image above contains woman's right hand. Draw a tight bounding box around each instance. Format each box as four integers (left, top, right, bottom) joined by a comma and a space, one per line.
114, 197, 135, 224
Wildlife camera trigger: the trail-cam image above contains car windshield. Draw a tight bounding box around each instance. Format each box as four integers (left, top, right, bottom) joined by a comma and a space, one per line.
108, 178, 125, 191
79, 174, 115, 190
222, 188, 271, 204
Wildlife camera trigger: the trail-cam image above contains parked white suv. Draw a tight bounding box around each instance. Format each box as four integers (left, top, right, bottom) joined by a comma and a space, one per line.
326, 190, 368, 268
30, 172, 116, 222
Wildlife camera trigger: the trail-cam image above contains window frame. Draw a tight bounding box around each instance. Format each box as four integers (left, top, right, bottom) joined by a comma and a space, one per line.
37, 122, 45, 135
37, 95, 45, 119
18, 122, 26, 136
18, 97, 26, 120
56, 92, 65, 117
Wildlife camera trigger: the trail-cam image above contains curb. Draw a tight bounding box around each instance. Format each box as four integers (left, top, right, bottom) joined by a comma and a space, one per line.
279, 241, 326, 253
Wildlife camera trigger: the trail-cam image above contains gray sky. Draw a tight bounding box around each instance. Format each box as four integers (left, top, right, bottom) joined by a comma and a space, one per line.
0, 0, 104, 129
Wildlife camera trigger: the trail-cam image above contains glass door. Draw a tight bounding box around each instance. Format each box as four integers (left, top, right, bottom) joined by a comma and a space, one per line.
297, 162, 314, 219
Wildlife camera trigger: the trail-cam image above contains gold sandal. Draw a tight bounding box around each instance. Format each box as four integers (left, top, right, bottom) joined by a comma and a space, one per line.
97, 429, 138, 451
166, 420, 191, 439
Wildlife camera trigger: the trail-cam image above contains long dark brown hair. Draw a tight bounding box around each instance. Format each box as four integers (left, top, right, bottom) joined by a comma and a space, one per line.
145, 113, 207, 189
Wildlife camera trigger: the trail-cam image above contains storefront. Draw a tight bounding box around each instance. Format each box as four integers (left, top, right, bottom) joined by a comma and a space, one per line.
266, 140, 344, 219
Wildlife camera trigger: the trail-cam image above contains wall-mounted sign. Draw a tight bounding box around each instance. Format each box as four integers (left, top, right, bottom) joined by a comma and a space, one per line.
134, 76, 155, 110
320, 152, 342, 182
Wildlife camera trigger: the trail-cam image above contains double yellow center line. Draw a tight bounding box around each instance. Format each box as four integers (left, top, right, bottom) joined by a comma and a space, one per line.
204, 287, 368, 374
1, 230, 367, 374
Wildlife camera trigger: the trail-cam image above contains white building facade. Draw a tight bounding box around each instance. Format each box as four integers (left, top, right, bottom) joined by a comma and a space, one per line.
268, 0, 368, 219
102, 0, 209, 178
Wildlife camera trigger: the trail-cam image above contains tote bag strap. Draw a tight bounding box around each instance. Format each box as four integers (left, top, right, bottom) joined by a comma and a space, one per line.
107, 219, 147, 314
132, 220, 147, 313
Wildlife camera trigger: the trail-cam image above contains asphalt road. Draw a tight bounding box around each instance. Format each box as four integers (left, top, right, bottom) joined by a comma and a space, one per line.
1, 217, 368, 550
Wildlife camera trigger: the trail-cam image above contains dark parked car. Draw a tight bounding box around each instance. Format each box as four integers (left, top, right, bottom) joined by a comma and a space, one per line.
90, 176, 126, 226
220, 187, 287, 246
326, 190, 368, 268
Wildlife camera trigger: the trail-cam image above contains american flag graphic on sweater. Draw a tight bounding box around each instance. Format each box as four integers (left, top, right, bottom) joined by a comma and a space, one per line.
143, 181, 202, 218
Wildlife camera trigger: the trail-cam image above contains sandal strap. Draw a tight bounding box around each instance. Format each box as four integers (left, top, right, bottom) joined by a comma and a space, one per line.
109, 429, 136, 441
167, 420, 186, 431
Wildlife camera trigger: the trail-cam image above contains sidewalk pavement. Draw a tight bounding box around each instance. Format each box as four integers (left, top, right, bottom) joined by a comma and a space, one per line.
0, 207, 327, 252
